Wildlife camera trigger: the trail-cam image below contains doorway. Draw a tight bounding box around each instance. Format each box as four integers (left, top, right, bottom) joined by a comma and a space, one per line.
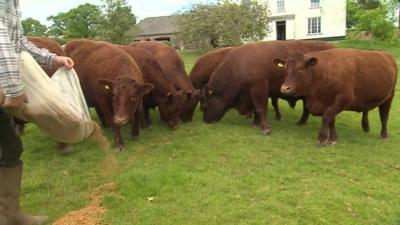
276, 21, 286, 40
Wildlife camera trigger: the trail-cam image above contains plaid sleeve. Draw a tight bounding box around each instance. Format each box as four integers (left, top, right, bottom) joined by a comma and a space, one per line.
0, 23, 24, 97
19, 27, 56, 68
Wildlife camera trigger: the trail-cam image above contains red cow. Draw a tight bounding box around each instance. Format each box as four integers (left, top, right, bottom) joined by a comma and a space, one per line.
65, 40, 153, 149
129, 41, 200, 122
274, 49, 397, 145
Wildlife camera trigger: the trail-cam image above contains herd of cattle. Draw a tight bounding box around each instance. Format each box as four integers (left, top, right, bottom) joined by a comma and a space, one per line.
23, 37, 398, 148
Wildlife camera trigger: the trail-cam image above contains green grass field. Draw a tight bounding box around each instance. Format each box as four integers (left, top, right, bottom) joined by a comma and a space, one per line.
21, 40, 400, 225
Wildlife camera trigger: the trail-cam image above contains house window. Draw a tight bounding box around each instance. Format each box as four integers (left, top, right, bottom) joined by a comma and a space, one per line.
308, 17, 321, 34
310, 0, 320, 8
277, 0, 285, 12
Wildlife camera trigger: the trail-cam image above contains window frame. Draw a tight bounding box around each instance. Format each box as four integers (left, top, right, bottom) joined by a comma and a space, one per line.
277, 0, 285, 12
310, 0, 320, 8
308, 17, 321, 35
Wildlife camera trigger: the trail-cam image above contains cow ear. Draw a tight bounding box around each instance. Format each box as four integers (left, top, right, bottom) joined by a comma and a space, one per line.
204, 85, 213, 97
186, 91, 192, 101
194, 89, 201, 97
98, 79, 113, 92
306, 57, 318, 67
166, 92, 173, 102
273, 59, 286, 69
140, 83, 154, 95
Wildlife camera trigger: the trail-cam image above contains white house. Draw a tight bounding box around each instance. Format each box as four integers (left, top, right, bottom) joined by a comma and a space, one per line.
265, 0, 346, 41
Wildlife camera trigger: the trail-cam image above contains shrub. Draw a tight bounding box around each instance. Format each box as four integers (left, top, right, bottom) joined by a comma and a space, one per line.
356, 7, 396, 40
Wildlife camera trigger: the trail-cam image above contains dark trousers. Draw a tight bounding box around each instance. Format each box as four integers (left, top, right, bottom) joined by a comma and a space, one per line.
0, 109, 22, 167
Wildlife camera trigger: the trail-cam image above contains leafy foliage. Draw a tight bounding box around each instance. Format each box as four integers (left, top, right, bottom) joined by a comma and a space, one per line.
176, 0, 270, 49
97, 0, 137, 44
346, 0, 360, 30
356, 7, 396, 39
21, 18, 47, 36
47, 3, 102, 39
358, 0, 382, 9
347, 0, 398, 39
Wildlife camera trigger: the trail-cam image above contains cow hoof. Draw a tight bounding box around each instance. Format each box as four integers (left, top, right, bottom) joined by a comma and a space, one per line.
329, 141, 337, 146
57, 143, 74, 155
261, 128, 271, 135
115, 144, 124, 151
319, 139, 329, 146
296, 121, 307, 126
275, 116, 282, 121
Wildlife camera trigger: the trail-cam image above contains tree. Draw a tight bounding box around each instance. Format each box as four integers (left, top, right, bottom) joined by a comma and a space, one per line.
47, 3, 102, 39
346, 0, 360, 30
21, 18, 47, 36
385, 0, 400, 30
358, 0, 382, 9
176, 0, 270, 48
356, 6, 396, 39
98, 0, 137, 44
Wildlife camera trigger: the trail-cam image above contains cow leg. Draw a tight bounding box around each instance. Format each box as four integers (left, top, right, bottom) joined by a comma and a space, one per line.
143, 106, 152, 129
97, 105, 124, 149
112, 125, 124, 150
379, 95, 394, 139
271, 97, 281, 121
249, 82, 271, 135
362, 110, 369, 132
131, 111, 141, 139
328, 118, 337, 145
296, 99, 310, 126
95, 108, 108, 128
252, 111, 260, 127
319, 95, 352, 145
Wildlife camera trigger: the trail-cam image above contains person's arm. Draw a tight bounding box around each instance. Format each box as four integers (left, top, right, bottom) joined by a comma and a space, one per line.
19, 29, 56, 68
19, 28, 74, 70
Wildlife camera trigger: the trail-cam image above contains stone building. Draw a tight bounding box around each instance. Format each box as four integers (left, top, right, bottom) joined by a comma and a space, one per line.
133, 15, 182, 49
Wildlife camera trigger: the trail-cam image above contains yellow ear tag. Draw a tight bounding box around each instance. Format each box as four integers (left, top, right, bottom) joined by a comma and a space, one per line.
208, 90, 213, 95
277, 63, 284, 68
104, 85, 110, 90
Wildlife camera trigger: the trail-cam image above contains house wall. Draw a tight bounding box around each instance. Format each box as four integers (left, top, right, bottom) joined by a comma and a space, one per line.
266, 0, 346, 40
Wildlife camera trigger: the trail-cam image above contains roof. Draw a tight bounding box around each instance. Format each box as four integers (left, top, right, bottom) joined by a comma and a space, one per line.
136, 16, 179, 36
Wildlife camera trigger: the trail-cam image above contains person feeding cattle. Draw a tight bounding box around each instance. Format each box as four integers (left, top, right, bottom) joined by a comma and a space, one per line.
0, 0, 75, 224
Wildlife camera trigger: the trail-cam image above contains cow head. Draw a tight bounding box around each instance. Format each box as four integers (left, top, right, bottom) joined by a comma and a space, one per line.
158, 90, 186, 128
274, 52, 318, 97
98, 76, 153, 126
201, 84, 230, 123
180, 89, 201, 123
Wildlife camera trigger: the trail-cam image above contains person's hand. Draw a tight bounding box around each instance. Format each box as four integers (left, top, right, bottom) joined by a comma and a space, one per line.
1, 93, 28, 109
53, 56, 74, 70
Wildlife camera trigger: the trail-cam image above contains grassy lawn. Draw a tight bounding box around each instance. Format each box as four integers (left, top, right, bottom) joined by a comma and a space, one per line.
20, 40, 400, 225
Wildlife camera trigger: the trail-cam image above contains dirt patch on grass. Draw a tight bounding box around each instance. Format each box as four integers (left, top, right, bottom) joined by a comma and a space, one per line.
52, 183, 116, 225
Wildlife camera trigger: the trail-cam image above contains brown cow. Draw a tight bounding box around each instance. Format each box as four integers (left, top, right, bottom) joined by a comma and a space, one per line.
201, 40, 334, 135
129, 41, 200, 122
27, 36, 66, 76
118, 45, 185, 128
190, 47, 234, 90
191, 47, 308, 123
65, 40, 153, 149
274, 48, 397, 145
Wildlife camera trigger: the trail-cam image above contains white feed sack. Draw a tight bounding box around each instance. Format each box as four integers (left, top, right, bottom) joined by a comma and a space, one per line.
0, 52, 94, 144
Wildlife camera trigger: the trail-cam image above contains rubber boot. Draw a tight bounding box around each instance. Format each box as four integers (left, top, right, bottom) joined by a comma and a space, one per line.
0, 161, 48, 225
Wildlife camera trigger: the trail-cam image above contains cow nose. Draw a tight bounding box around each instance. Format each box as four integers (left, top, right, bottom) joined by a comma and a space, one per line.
114, 116, 128, 125
281, 84, 292, 94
